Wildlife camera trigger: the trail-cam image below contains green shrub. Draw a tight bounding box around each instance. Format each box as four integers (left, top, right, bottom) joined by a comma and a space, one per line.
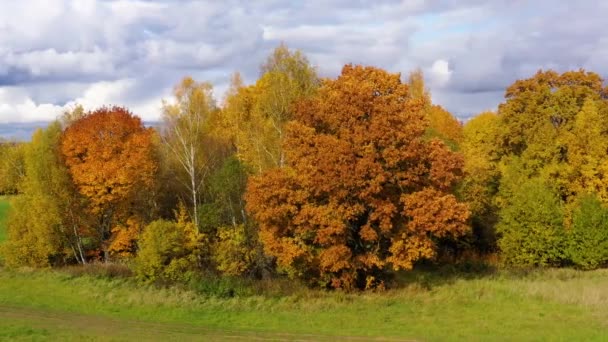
566, 194, 608, 269
497, 178, 566, 266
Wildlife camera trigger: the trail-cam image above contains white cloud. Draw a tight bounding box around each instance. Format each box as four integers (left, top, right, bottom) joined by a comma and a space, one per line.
428, 59, 452, 88
0, 0, 607, 129
0, 87, 64, 123
0, 79, 164, 123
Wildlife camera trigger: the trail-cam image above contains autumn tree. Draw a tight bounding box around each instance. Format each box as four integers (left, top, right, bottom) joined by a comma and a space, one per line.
223, 44, 319, 172
161, 77, 222, 228
559, 99, 608, 202
426, 105, 463, 148
0, 141, 25, 195
61, 107, 157, 261
134, 204, 205, 283
407, 69, 462, 149
246, 65, 470, 290
407, 68, 430, 103
460, 111, 502, 251
497, 69, 608, 202
484, 69, 608, 265
2, 122, 90, 267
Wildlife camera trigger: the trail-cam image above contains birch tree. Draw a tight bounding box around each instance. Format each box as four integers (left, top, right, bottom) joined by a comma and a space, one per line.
162, 77, 217, 228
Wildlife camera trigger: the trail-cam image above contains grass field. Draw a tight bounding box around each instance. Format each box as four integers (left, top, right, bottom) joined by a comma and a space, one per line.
0, 196, 10, 244
0, 267, 607, 341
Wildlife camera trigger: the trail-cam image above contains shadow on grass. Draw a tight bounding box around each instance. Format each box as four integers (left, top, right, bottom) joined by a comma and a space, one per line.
393, 260, 499, 291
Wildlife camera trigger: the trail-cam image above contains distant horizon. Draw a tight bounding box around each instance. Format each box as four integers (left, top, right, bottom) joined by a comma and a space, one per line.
0, 120, 162, 141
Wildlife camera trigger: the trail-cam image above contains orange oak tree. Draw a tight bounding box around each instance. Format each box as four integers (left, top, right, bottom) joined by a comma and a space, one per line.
61, 106, 157, 260
246, 65, 470, 290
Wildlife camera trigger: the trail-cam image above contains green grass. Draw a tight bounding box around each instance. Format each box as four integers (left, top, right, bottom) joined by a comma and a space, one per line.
0, 267, 607, 341
0, 196, 10, 244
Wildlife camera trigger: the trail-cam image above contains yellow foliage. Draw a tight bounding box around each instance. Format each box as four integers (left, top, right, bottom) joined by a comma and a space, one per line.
222, 45, 318, 173
134, 203, 206, 283
212, 225, 254, 276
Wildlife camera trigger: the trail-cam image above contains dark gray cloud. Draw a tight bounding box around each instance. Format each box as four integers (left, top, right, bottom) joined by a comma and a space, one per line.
0, 0, 607, 133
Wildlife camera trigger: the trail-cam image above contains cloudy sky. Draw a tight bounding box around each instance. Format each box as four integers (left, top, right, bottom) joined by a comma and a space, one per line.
1, 0, 607, 139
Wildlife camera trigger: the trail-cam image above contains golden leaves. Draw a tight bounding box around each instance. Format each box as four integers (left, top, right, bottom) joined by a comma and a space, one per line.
246, 64, 470, 289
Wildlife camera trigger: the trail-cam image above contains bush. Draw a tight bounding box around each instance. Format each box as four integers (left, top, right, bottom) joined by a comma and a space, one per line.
566, 194, 608, 269
213, 225, 252, 276
212, 224, 273, 278
134, 209, 205, 283
1, 195, 65, 268
497, 178, 566, 266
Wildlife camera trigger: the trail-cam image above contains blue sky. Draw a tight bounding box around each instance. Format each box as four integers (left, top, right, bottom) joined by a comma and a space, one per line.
1, 0, 607, 139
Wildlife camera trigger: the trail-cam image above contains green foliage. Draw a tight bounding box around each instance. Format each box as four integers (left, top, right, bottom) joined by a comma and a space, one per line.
0, 196, 9, 245
199, 156, 249, 232
566, 194, 608, 269
497, 177, 566, 266
188, 274, 252, 298
134, 208, 204, 283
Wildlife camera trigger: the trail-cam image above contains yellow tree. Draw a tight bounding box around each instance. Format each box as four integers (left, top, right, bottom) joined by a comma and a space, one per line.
407, 69, 463, 149
561, 99, 608, 202
460, 111, 502, 251
0, 141, 24, 195
223, 44, 318, 173
427, 105, 463, 146
407, 68, 430, 103
461, 112, 501, 213
497, 69, 608, 205
161, 77, 223, 228
2, 122, 91, 266
246, 65, 470, 290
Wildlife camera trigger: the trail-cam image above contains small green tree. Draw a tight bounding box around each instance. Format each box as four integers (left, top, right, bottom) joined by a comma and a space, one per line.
566, 194, 608, 269
497, 177, 566, 266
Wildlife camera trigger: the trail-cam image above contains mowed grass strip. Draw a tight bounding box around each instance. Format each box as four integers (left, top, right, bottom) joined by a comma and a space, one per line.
0, 268, 607, 341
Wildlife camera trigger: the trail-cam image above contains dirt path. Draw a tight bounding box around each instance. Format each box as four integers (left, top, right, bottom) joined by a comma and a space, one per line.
0, 305, 416, 341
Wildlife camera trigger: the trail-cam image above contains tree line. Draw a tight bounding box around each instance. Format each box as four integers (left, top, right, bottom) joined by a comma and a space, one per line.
1, 44, 607, 290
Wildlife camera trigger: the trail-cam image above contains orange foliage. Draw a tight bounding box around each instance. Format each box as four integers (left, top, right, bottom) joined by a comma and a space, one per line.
246, 65, 470, 289
108, 217, 142, 256
61, 107, 156, 211
61, 106, 157, 259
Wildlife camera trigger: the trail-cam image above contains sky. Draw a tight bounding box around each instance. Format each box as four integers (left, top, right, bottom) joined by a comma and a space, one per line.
1, 0, 607, 139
